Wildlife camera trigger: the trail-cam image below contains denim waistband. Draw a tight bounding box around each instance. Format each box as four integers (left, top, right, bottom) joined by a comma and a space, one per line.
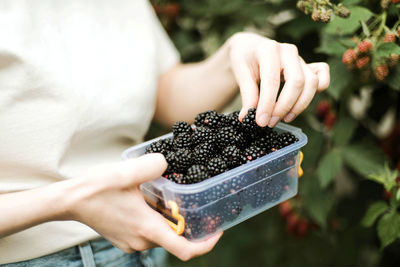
1, 238, 166, 267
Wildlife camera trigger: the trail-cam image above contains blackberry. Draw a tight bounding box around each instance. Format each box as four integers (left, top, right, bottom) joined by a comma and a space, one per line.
145, 138, 172, 155
241, 146, 265, 163
203, 113, 222, 129
226, 111, 242, 130
207, 157, 228, 176
206, 184, 229, 202
224, 198, 243, 221
173, 121, 193, 135
192, 142, 215, 165
191, 127, 216, 146
164, 172, 184, 183
177, 193, 205, 209
194, 110, 217, 127
184, 211, 203, 239
173, 148, 193, 173
216, 126, 245, 149
194, 110, 222, 129
201, 213, 222, 234
164, 151, 176, 174
163, 138, 173, 150
173, 133, 192, 149
277, 132, 298, 149
145, 140, 164, 154
186, 165, 210, 183
246, 184, 268, 208
221, 145, 241, 168
217, 113, 230, 128
241, 108, 258, 131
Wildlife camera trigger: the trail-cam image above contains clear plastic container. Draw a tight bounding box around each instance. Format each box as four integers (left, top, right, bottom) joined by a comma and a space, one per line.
122, 123, 307, 240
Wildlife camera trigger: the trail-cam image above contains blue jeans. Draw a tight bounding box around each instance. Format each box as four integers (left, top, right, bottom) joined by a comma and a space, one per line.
1, 238, 167, 267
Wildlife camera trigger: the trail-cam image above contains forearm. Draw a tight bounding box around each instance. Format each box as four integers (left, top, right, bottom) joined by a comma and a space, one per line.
0, 179, 80, 238
154, 40, 238, 126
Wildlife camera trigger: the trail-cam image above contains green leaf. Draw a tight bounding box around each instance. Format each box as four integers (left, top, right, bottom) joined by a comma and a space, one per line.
361, 20, 370, 37
368, 164, 398, 191
325, 6, 373, 35
302, 127, 324, 170
342, 144, 385, 178
396, 189, 400, 201
377, 211, 400, 248
376, 42, 400, 58
316, 34, 347, 56
333, 117, 357, 146
361, 201, 388, 227
326, 58, 353, 100
385, 64, 400, 90
342, 0, 362, 4
302, 175, 335, 228
280, 16, 323, 41
317, 150, 343, 188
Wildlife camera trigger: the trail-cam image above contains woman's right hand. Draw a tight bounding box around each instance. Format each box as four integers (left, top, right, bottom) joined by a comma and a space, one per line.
68, 153, 222, 261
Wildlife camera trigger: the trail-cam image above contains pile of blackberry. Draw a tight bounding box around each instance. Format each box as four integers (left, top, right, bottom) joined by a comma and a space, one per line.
145, 108, 298, 184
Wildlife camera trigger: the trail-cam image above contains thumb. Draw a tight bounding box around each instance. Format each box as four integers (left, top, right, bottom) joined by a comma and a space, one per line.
119, 153, 168, 185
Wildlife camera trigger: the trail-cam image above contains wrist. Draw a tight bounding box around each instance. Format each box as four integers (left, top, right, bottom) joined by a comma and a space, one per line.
203, 37, 235, 85
59, 176, 101, 222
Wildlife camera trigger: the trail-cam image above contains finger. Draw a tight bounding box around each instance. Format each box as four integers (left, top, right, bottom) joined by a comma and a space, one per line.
307, 62, 330, 92
255, 40, 281, 127
119, 153, 167, 185
230, 52, 259, 121
146, 212, 223, 261
267, 43, 304, 127
283, 61, 318, 122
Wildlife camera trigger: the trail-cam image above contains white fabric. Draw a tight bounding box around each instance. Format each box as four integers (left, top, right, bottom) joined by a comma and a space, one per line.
0, 0, 179, 263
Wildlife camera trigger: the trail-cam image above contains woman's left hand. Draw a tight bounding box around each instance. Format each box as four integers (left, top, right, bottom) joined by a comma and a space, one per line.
227, 32, 330, 127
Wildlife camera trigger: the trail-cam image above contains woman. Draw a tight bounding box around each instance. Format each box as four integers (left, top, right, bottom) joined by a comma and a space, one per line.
0, 0, 329, 265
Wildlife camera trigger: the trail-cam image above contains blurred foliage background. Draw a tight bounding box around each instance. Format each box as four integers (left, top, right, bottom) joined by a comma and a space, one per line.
146, 0, 400, 266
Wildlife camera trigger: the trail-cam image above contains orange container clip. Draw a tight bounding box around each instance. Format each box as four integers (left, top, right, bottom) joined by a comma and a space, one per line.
166, 200, 185, 235
298, 151, 304, 178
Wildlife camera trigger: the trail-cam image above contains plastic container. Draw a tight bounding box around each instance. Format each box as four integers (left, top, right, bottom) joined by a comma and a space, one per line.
122, 123, 307, 240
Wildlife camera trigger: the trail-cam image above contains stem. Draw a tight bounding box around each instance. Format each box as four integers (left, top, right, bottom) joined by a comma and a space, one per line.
376, 12, 387, 37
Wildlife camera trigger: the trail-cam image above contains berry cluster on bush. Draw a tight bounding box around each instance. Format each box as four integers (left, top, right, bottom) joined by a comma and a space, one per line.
145, 108, 299, 184
279, 200, 315, 238
381, 0, 400, 9
342, 28, 400, 81
316, 100, 336, 129
296, 0, 350, 23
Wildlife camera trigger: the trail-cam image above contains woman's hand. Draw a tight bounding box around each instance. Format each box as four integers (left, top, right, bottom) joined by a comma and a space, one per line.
66, 154, 222, 261
228, 32, 330, 127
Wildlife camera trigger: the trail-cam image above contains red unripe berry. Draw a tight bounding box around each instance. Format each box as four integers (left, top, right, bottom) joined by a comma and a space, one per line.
153, 4, 164, 15
316, 100, 331, 120
356, 55, 370, 69
296, 219, 309, 238
384, 33, 396, 43
324, 112, 337, 129
164, 3, 180, 18
342, 49, 357, 65
286, 213, 300, 234
357, 40, 373, 53
279, 201, 293, 218
392, 0, 400, 4
383, 189, 392, 200
375, 64, 389, 81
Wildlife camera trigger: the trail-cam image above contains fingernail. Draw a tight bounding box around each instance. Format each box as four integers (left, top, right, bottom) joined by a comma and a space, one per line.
268, 116, 280, 128
284, 112, 296, 122
258, 113, 269, 127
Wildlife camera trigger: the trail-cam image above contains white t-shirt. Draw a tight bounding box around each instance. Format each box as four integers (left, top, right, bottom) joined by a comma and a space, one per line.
0, 0, 179, 263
